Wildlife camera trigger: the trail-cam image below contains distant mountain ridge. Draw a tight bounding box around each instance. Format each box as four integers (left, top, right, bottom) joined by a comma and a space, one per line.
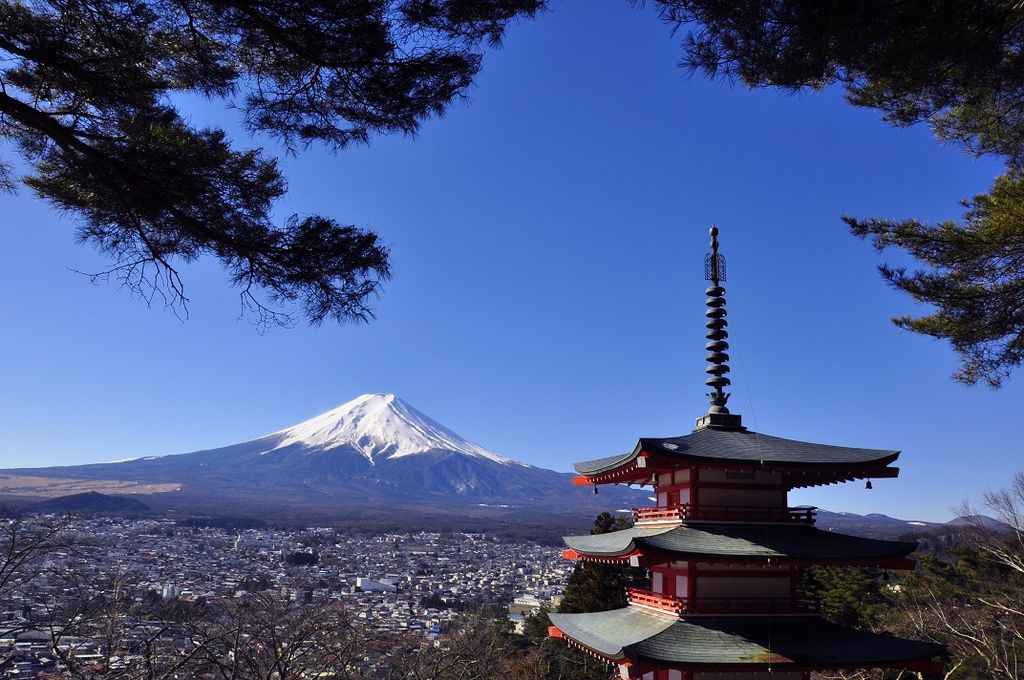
0, 394, 648, 525
16, 488, 995, 543
813, 509, 941, 539
27, 491, 151, 514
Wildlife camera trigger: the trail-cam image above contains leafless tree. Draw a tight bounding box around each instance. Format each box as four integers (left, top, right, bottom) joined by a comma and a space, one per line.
195, 593, 368, 680
0, 514, 77, 602
881, 472, 1024, 680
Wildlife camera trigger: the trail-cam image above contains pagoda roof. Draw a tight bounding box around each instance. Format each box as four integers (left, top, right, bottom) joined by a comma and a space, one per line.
549, 608, 944, 669
574, 427, 899, 476
563, 524, 916, 565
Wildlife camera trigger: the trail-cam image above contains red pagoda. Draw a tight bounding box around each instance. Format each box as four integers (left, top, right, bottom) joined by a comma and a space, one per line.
548, 228, 945, 680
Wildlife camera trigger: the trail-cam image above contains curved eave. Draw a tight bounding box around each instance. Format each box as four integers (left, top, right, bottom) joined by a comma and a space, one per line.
573, 444, 642, 476
573, 429, 900, 482
562, 526, 670, 559
550, 609, 945, 672
640, 449, 901, 472
548, 608, 674, 660
564, 551, 916, 571
562, 525, 918, 567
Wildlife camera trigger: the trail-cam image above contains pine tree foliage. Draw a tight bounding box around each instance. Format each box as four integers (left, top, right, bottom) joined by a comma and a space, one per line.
558, 561, 630, 614
652, 0, 1024, 385
845, 175, 1024, 387
0, 0, 542, 327
805, 565, 889, 630
558, 512, 643, 615
653, 1, 1023, 125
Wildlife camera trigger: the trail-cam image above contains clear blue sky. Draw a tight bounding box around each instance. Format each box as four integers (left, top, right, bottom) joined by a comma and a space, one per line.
1, 2, 1019, 522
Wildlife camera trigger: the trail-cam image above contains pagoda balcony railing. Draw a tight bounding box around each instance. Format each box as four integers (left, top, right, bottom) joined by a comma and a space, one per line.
625, 588, 685, 615
626, 588, 819, 616
631, 507, 687, 524
632, 504, 816, 525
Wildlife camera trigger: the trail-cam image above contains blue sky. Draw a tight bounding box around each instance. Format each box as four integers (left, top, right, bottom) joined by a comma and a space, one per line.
1, 2, 1019, 522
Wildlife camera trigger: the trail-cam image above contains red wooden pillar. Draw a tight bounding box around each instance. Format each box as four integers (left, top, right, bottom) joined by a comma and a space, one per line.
690, 467, 699, 516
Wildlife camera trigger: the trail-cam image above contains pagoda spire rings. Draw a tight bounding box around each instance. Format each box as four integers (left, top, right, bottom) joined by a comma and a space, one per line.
697, 227, 744, 431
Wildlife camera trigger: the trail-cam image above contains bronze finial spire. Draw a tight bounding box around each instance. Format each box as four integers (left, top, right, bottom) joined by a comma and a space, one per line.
696, 226, 745, 431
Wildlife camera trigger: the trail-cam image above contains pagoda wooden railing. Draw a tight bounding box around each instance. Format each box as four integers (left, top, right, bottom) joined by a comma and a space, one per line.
626, 588, 819, 616
632, 504, 816, 525
626, 588, 685, 615
631, 507, 687, 524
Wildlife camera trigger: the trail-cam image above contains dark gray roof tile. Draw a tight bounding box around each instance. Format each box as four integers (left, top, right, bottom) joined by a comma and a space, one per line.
563, 525, 916, 562
551, 608, 944, 668
548, 608, 673, 659
574, 428, 899, 475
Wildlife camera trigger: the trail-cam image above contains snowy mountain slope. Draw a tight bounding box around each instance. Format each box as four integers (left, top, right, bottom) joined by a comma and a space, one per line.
1, 394, 648, 518
267, 393, 523, 465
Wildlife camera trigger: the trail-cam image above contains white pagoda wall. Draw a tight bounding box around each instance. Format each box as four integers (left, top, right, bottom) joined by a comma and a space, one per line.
695, 575, 790, 598
699, 470, 782, 485
697, 487, 784, 508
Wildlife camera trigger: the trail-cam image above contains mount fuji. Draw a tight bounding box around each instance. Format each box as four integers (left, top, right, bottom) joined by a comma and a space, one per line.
0, 394, 648, 526
266, 393, 524, 467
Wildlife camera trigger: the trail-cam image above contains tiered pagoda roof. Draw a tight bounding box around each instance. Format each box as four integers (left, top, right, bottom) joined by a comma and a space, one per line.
550, 610, 943, 672
548, 227, 946, 679
561, 523, 917, 567
572, 429, 900, 488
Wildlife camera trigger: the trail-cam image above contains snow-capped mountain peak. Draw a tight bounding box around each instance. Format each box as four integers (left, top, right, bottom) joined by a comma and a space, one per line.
269, 393, 524, 465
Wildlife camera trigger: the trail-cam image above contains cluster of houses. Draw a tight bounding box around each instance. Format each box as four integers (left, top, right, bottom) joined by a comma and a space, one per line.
1, 515, 569, 678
